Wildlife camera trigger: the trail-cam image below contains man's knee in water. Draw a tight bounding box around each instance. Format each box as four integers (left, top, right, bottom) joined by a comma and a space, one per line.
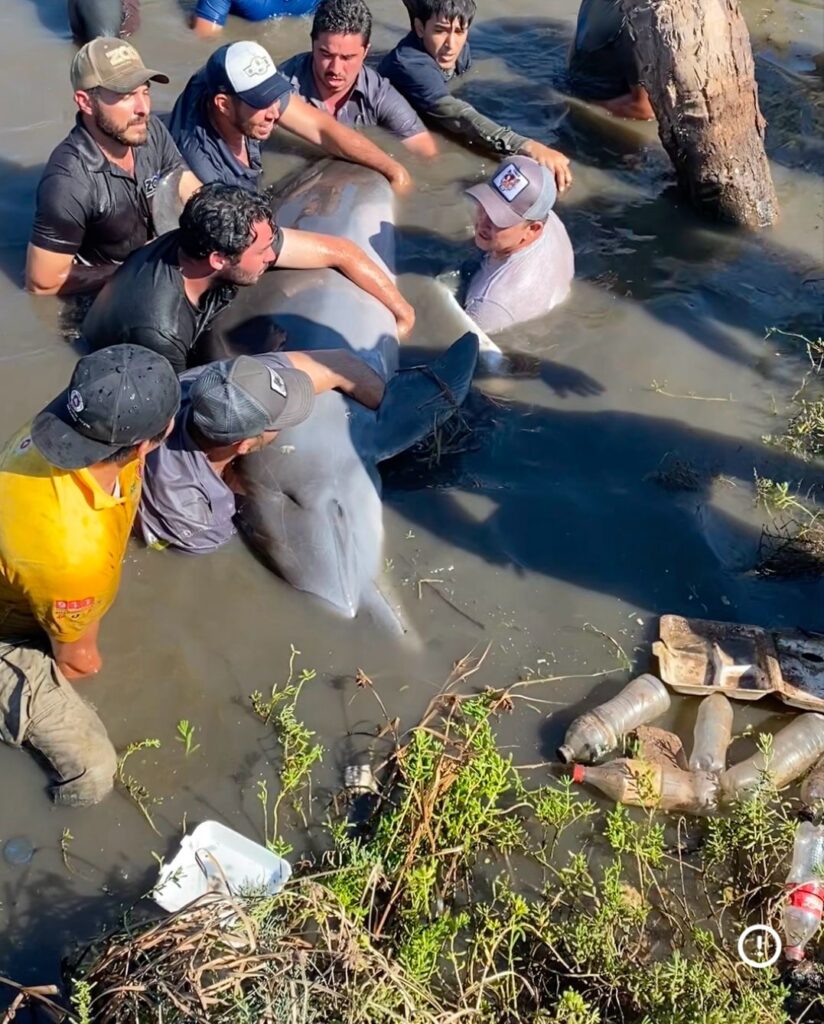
49, 732, 118, 808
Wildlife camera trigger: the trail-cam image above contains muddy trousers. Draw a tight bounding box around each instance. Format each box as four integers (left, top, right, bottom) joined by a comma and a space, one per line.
0, 642, 117, 807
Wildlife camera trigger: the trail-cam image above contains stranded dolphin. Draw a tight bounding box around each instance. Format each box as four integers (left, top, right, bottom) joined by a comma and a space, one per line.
68, 0, 138, 42
204, 161, 479, 629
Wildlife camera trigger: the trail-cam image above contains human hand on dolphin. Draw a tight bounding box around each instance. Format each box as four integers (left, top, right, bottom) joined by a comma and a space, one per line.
387, 162, 414, 196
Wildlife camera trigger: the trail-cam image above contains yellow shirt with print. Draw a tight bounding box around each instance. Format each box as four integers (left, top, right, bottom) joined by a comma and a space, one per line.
0, 425, 141, 644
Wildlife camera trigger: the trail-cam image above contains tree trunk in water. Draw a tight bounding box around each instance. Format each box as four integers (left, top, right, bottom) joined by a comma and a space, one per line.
621, 0, 779, 228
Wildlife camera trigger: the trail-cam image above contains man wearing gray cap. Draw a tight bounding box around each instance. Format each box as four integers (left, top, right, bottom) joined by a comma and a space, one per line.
138, 350, 384, 553
462, 156, 574, 335
26, 38, 201, 297
0, 346, 180, 806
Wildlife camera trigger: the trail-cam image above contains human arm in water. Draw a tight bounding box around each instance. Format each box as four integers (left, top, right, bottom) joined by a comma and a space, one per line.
278, 95, 412, 195
25, 247, 120, 296
425, 95, 572, 192
278, 228, 415, 339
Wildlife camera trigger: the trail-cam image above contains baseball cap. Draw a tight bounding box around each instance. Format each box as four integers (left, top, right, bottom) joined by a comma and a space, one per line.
32, 346, 181, 471
71, 38, 169, 93
465, 156, 557, 229
188, 356, 315, 444
205, 41, 292, 111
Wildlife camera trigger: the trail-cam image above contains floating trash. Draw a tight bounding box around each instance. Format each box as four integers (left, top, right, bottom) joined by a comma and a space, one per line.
3, 836, 34, 866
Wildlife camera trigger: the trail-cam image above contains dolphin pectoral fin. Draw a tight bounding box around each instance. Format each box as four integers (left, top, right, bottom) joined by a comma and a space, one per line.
372, 332, 480, 463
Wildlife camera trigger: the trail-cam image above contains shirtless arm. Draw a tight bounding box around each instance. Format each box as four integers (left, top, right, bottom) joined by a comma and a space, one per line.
402, 130, 439, 158
278, 96, 412, 195
283, 350, 385, 409
25, 244, 118, 296
51, 620, 102, 680
278, 228, 415, 338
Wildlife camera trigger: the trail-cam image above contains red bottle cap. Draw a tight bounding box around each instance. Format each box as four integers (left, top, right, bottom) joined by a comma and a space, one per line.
785, 945, 805, 962
571, 764, 586, 784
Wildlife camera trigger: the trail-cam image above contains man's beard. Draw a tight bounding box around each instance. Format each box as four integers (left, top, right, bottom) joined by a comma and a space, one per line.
92, 103, 148, 147
219, 263, 266, 287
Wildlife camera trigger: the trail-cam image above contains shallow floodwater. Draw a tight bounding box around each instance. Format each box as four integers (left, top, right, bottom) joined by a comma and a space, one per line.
0, 0, 822, 995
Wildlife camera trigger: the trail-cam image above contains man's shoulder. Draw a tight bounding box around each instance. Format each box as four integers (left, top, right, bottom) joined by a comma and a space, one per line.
39, 120, 98, 187
168, 69, 211, 142
379, 32, 431, 74
279, 51, 311, 84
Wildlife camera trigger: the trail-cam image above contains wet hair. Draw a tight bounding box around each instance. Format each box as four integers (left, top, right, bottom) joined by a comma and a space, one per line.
98, 425, 170, 465
402, 0, 475, 30
178, 183, 275, 262
311, 0, 372, 45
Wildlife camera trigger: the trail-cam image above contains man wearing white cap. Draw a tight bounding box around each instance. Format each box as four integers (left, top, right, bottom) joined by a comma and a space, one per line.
168, 40, 411, 194
27, 38, 201, 297
463, 156, 575, 335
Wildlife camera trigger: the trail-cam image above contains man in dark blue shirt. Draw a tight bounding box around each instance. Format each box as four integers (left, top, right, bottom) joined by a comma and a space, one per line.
379, 0, 572, 192
567, 0, 654, 120
280, 0, 438, 158
168, 39, 412, 193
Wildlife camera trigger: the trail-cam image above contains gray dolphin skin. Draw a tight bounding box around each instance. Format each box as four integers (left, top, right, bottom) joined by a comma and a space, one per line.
204, 161, 479, 630
68, 0, 130, 41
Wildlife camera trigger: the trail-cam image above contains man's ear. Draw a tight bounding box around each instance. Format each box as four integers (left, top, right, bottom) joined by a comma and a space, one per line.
528, 220, 544, 238
75, 89, 94, 117
413, 17, 425, 39
208, 251, 229, 273
363, 42, 372, 59
213, 93, 232, 118
235, 437, 256, 456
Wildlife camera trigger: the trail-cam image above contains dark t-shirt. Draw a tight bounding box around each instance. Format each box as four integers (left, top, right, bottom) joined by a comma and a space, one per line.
567, 0, 639, 100
30, 114, 185, 265
167, 67, 287, 192
377, 31, 472, 113
81, 230, 253, 374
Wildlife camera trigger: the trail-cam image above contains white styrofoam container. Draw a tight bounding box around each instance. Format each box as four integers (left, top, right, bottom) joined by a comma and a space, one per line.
153, 819, 291, 912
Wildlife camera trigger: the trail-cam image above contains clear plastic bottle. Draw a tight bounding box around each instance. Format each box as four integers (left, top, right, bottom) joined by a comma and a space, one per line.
689, 693, 734, 774
782, 820, 824, 961
571, 758, 719, 815
720, 713, 824, 803
557, 675, 671, 764
801, 753, 824, 818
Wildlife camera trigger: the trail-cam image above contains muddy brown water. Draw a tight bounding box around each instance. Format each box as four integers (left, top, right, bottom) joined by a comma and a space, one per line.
0, 0, 823, 996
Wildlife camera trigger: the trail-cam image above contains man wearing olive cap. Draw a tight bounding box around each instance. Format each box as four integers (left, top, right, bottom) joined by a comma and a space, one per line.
26, 38, 201, 298
462, 155, 575, 334
0, 346, 180, 806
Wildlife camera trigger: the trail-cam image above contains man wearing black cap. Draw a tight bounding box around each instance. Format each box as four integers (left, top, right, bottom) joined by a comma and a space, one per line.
26, 38, 201, 297
138, 350, 383, 553
82, 182, 415, 374
168, 40, 411, 194
0, 346, 180, 806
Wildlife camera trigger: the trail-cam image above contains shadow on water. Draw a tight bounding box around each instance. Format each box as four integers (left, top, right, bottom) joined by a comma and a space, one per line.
19, 0, 71, 38
0, 156, 45, 291
382, 381, 824, 629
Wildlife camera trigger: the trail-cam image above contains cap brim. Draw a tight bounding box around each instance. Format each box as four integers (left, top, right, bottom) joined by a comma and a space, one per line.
465, 183, 524, 229
238, 77, 292, 111
270, 368, 315, 430
106, 68, 170, 93
31, 391, 121, 471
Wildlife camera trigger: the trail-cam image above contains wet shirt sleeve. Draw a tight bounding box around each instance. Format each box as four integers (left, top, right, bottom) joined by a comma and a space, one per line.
30, 170, 91, 256
194, 0, 231, 25
152, 118, 187, 177
379, 45, 450, 113
373, 79, 427, 140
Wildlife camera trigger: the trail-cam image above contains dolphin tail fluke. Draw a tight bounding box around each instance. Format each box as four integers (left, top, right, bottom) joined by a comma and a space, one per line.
372, 332, 479, 463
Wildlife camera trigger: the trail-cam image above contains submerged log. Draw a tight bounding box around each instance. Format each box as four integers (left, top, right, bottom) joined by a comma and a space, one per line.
621, 0, 779, 227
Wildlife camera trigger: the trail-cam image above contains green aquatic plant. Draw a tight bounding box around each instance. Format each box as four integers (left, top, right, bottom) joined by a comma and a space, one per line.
115, 738, 163, 834
175, 718, 200, 756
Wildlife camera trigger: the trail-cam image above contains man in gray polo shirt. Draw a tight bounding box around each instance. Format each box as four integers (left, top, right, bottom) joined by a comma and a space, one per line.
462, 155, 574, 334
280, 0, 437, 158
138, 350, 384, 553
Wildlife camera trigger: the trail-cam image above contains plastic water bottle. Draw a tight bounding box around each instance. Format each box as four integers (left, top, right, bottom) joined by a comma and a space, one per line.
720, 713, 824, 803
689, 693, 734, 774
801, 753, 824, 819
782, 821, 824, 961
571, 759, 719, 815
557, 675, 671, 764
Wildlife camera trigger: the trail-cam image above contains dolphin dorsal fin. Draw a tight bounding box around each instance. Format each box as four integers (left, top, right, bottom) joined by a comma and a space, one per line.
371, 332, 479, 463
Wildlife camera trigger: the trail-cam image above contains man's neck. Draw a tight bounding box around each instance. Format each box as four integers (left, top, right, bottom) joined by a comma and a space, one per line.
178, 250, 221, 307
488, 231, 542, 263
80, 113, 135, 171
207, 105, 248, 165
87, 460, 125, 496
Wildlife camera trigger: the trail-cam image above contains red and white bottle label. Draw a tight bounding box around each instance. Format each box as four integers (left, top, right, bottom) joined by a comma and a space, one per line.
787, 883, 824, 914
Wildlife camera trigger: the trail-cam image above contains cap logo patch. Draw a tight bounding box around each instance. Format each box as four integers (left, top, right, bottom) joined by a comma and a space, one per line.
107, 44, 135, 68
68, 389, 85, 419
268, 368, 287, 397
493, 163, 529, 202
244, 55, 273, 79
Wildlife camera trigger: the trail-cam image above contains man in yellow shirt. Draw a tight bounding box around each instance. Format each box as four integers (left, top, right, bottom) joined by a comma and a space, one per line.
0, 345, 180, 806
